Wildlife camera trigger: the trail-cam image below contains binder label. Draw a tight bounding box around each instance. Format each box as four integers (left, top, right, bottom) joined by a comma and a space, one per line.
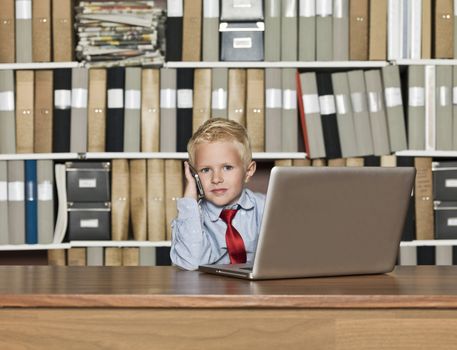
204, 0, 220, 18
351, 92, 366, 113
453, 87, 457, 105
0, 91, 14, 111
300, 0, 315, 17
368, 92, 383, 113
316, 0, 332, 16
408, 87, 425, 107
233, 0, 252, 8
266, 89, 282, 108
26, 181, 35, 201
108, 89, 124, 108
333, 0, 346, 19
15, 0, 31, 19
284, 0, 297, 17
71, 88, 88, 109
335, 94, 349, 115
267, 0, 281, 17
125, 90, 141, 109
79, 178, 97, 188
167, 0, 183, 17
384, 87, 402, 107
8, 181, 24, 201
212, 89, 228, 109
38, 181, 53, 201
0, 181, 6, 201
302, 94, 320, 114
283, 89, 297, 110
177, 89, 193, 109
233, 37, 252, 49
439, 86, 450, 107
447, 218, 457, 226
160, 89, 177, 108
319, 95, 336, 115
80, 219, 99, 228
54, 90, 71, 110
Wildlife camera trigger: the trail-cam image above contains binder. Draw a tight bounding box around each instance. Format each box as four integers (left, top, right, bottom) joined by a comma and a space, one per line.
106, 67, 125, 152
417, 246, 435, 265
8, 160, 25, 244
47, 249, 66, 265
52, 69, 71, 152
37, 159, 54, 244
160, 68, 177, 152
0, 161, 8, 244
34, 70, 53, 153
281, 0, 298, 61
123, 67, 142, 152
166, 0, 183, 61
70, 67, 89, 153
164, 160, 183, 241
141, 68, 160, 152
202, 0, 219, 61
32, 0, 51, 62
282, 69, 298, 152
316, 0, 333, 60
397, 156, 416, 242
364, 69, 390, 155
265, 0, 281, 61
87, 68, 107, 152
15, 70, 34, 153
435, 65, 453, 150
211, 68, 228, 118
0, 0, 15, 63
67, 248, 86, 266
123, 248, 140, 266
381, 65, 407, 151
52, 0, 73, 61
130, 160, 147, 241
422, 0, 432, 59
331, 72, 358, 157
333, 0, 349, 60
409, 0, 422, 60
414, 157, 434, 240
87, 247, 103, 266
25, 160, 37, 244
368, 0, 387, 60
0, 70, 16, 154
265, 68, 282, 152
349, 0, 369, 60
246, 69, 265, 152
111, 159, 129, 241
453, 66, 457, 149
147, 159, 165, 242
192, 69, 211, 133
177, 68, 194, 152
387, 0, 401, 60
425, 65, 436, 151
434, 0, 453, 58
140, 247, 156, 266
15, 0, 32, 63
298, 0, 316, 61
105, 247, 122, 266
182, 0, 202, 61
316, 72, 342, 159
228, 69, 246, 126
408, 65, 426, 150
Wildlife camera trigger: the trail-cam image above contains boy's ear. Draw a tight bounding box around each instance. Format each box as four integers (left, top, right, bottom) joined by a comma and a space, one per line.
245, 161, 256, 183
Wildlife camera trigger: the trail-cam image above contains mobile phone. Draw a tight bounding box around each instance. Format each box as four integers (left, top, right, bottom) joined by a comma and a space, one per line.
188, 164, 205, 200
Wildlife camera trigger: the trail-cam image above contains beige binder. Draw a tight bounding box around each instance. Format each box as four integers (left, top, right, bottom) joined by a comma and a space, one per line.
192, 69, 212, 133
349, 0, 369, 60
105, 247, 123, 266
246, 69, 265, 152
52, 0, 73, 61
87, 69, 107, 152
141, 69, 160, 152
368, 0, 387, 60
147, 159, 165, 241
182, 0, 202, 61
111, 160, 130, 241
434, 0, 453, 59
130, 159, 147, 241
47, 249, 66, 266
122, 247, 140, 266
34, 70, 53, 153
32, 0, 51, 62
67, 248, 86, 266
422, 0, 432, 58
15, 71, 34, 153
228, 69, 246, 126
414, 157, 434, 240
165, 160, 183, 241
0, 0, 15, 63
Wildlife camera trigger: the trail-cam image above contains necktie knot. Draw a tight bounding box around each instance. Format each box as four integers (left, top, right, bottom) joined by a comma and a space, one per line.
220, 209, 237, 224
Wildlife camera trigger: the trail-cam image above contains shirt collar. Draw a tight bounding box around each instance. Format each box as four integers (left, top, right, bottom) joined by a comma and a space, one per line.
203, 189, 255, 222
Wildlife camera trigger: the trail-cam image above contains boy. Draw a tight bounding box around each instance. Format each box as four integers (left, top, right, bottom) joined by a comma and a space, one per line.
170, 118, 266, 270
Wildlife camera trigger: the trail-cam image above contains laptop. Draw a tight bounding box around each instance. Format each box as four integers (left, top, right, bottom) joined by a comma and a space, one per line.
199, 166, 416, 280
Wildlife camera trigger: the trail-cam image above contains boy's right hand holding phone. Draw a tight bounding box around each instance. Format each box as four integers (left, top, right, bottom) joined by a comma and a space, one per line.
183, 161, 198, 200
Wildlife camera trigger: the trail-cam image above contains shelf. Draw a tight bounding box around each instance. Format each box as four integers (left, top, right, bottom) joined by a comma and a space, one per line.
0, 153, 80, 161
70, 240, 171, 248
0, 62, 81, 70
164, 61, 390, 68
400, 240, 457, 247
0, 243, 71, 251
394, 59, 457, 66
83, 152, 307, 160
396, 150, 457, 157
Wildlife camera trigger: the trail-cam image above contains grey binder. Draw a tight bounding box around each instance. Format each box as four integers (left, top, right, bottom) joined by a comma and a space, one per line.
453, 66, 457, 149
364, 69, 391, 155
408, 65, 426, 150
87, 247, 104, 266
298, 0, 316, 61
436, 65, 453, 150
140, 246, 156, 266
347, 70, 373, 156
0, 70, 15, 154
15, 0, 32, 62
281, 0, 298, 61
0, 161, 8, 244
211, 68, 228, 118
70, 68, 89, 153
316, 0, 333, 61
8, 160, 25, 244
299, 72, 326, 158
37, 160, 54, 244
265, 68, 282, 152
265, 0, 281, 61
332, 0, 349, 60
381, 65, 407, 151
331, 72, 358, 157
160, 68, 177, 152
281, 68, 298, 152
202, 0, 219, 61
124, 67, 142, 152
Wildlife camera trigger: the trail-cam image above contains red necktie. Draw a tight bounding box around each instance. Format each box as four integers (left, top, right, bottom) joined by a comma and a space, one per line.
220, 209, 247, 264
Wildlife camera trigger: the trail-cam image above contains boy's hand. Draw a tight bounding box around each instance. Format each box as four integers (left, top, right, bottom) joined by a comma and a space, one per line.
183, 161, 198, 200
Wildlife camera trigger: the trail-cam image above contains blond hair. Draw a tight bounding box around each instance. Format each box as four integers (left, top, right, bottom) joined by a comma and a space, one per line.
187, 118, 252, 168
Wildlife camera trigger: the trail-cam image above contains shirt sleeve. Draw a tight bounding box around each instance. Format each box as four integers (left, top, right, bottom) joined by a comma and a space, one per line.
170, 198, 213, 270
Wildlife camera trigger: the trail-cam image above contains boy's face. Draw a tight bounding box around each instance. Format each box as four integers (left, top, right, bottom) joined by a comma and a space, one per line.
194, 141, 256, 207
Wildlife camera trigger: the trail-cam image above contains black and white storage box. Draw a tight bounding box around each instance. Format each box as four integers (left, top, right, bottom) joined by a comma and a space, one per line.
220, 0, 263, 21
434, 201, 457, 239
68, 202, 111, 240
66, 162, 111, 202
220, 22, 264, 61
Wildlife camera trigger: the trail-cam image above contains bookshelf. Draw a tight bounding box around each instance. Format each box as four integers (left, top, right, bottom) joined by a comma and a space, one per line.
0, 62, 81, 70
164, 61, 390, 68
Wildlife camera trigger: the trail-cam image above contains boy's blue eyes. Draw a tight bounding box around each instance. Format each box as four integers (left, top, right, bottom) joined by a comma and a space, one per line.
199, 165, 234, 173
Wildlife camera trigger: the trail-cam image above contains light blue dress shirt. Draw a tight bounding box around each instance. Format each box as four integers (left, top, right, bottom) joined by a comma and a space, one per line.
170, 188, 266, 270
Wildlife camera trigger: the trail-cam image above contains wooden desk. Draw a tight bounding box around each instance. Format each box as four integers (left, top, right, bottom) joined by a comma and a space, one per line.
1, 266, 457, 349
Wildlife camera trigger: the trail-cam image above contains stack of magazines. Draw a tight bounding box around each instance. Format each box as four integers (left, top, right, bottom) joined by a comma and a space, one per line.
75, 1, 166, 67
